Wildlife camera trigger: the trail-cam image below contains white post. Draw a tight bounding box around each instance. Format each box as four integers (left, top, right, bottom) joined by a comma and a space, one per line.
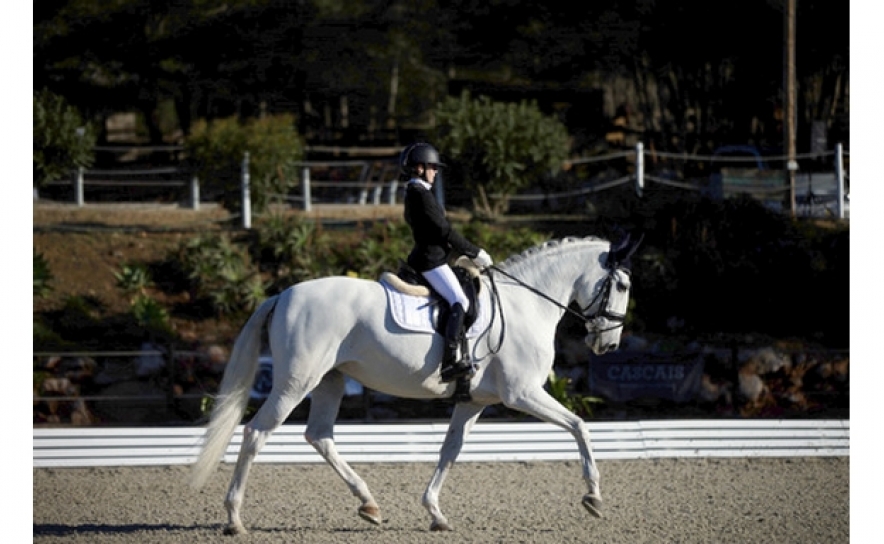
834, 143, 845, 220
190, 175, 200, 211
635, 141, 644, 198
301, 166, 312, 212
241, 152, 251, 229
388, 180, 398, 205
73, 167, 84, 207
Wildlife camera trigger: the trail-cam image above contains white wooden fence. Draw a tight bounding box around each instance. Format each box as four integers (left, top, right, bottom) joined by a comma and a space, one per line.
42, 143, 849, 225
33, 419, 848, 468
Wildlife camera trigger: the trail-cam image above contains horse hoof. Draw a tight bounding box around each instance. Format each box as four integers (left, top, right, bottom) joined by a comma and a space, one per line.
358, 505, 382, 525
223, 523, 247, 536
582, 494, 603, 518
430, 520, 453, 531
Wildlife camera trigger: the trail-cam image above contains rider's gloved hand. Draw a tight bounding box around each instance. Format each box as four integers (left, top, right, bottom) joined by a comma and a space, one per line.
472, 249, 493, 270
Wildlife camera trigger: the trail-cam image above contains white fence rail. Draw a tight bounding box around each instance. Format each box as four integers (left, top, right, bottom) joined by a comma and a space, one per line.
33, 419, 848, 468
39, 143, 849, 227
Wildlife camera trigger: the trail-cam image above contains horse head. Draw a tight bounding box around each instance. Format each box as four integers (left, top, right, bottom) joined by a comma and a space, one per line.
579, 232, 642, 355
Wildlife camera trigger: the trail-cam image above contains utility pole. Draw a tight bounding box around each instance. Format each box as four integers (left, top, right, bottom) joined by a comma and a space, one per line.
785, 0, 797, 217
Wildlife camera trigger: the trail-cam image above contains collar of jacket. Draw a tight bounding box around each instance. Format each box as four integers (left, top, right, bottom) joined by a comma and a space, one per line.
408, 178, 432, 191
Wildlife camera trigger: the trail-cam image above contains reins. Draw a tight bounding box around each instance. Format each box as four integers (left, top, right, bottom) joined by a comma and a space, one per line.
480, 263, 627, 355
487, 265, 592, 324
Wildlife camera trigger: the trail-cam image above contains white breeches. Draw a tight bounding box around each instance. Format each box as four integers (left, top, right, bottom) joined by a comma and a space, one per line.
422, 264, 470, 312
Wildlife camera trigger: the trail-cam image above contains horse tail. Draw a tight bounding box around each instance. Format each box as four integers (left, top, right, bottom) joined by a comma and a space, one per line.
190, 294, 279, 490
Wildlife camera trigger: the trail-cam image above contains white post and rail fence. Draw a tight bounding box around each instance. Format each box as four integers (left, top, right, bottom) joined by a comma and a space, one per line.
33, 419, 848, 468
41, 143, 849, 228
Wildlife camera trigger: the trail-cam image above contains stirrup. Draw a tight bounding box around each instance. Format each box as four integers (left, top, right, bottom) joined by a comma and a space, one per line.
440, 359, 475, 383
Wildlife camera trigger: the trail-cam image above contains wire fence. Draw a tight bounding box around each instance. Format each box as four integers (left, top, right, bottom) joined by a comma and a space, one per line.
38, 143, 850, 225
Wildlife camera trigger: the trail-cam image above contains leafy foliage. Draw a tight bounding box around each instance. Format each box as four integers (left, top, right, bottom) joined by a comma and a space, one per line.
185, 114, 305, 214
34, 250, 54, 298
130, 294, 172, 333
114, 263, 153, 299
33, 88, 96, 189
252, 213, 337, 291
459, 222, 552, 260
547, 370, 603, 418
34, 1, 847, 159
349, 221, 414, 280
174, 233, 266, 317
434, 91, 571, 217
628, 195, 850, 346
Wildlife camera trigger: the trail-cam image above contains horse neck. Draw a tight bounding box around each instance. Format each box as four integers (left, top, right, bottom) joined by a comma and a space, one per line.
498, 238, 609, 304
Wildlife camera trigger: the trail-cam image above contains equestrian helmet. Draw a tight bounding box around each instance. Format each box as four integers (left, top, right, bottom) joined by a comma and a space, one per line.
399, 142, 445, 175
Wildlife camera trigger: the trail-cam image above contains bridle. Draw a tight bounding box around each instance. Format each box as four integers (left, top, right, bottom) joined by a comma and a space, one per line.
585, 269, 630, 331
480, 263, 629, 355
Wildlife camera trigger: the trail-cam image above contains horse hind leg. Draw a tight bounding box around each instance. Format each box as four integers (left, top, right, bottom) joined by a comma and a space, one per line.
224, 385, 307, 535
305, 370, 382, 525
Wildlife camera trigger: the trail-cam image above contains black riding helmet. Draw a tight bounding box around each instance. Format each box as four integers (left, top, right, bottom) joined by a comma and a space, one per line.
399, 142, 445, 176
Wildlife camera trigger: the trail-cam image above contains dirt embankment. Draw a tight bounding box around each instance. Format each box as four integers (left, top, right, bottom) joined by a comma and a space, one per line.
33, 201, 403, 342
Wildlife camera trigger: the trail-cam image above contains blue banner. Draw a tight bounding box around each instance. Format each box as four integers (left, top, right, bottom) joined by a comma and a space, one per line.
588, 351, 705, 403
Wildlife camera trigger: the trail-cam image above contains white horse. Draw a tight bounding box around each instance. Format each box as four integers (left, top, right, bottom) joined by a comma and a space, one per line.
190, 234, 640, 534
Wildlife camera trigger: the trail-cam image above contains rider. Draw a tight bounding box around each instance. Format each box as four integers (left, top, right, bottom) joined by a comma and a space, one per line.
400, 142, 493, 382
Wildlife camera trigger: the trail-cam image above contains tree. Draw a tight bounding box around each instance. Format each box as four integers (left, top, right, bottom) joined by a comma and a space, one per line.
434, 91, 570, 217
185, 113, 305, 214
33, 1, 848, 154
33, 89, 97, 190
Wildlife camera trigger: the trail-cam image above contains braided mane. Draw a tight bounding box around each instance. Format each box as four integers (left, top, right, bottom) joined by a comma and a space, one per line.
497, 236, 608, 271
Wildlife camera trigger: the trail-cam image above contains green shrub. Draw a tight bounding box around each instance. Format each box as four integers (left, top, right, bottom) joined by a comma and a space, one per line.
174, 233, 266, 316
33, 317, 73, 351
435, 91, 571, 217
253, 213, 337, 289
33, 89, 96, 189
185, 114, 305, 214
547, 370, 603, 418
349, 221, 413, 280
459, 221, 552, 260
114, 263, 153, 298
131, 294, 172, 333
34, 250, 54, 298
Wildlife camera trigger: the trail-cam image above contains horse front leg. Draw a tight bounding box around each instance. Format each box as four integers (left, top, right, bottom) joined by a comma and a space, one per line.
504, 387, 603, 518
422, 402, 485, 531
305, 370, 381, 525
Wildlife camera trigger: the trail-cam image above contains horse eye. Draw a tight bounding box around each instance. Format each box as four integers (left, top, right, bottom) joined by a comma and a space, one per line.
616, 281, 628, 292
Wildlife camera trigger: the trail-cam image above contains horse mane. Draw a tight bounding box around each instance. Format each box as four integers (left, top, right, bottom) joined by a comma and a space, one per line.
497, 236, 608, 273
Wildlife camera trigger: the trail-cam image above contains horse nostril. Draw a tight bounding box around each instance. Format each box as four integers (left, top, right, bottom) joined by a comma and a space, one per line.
606, 343, 617, 352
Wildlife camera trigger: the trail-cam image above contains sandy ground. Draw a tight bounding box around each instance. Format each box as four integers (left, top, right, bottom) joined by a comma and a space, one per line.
33, 457, 848, 543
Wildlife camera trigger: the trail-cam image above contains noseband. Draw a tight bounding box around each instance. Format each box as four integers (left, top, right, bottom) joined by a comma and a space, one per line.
578, 269, 630, 334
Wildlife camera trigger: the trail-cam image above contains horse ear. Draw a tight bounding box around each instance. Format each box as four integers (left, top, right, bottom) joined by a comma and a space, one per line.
608, 232, 644, 268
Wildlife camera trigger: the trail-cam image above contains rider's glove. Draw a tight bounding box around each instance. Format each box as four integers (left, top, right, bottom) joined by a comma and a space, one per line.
472, 249, 493, 270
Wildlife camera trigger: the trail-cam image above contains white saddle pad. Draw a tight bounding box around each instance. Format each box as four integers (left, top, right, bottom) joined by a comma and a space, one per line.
381, 277, 491, 337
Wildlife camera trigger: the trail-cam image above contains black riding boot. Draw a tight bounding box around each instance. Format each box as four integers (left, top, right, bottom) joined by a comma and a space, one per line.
440, 303, 474, 383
